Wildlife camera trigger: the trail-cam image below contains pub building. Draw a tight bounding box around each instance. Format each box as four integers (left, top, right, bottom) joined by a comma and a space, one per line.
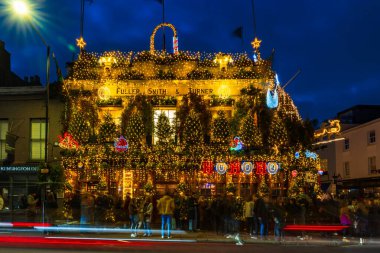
60, 23, 320, 200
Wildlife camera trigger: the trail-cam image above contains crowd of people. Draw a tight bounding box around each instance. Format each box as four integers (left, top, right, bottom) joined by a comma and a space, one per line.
117, 191, 380, 241
10, 189, 379, 241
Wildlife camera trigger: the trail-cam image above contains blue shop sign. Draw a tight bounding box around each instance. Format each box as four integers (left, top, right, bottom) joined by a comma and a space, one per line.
0, 166, 39, 173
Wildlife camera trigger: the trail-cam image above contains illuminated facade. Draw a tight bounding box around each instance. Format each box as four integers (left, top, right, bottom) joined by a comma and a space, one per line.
61, 24, 317, 199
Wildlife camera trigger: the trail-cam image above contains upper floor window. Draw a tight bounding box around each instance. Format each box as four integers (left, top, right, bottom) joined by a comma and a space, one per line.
153, 108, 176, 145
30, 119, 46, 161
344, 138, 350, 151
344, 161, 350, 177
368, 156, 377, 174
0, 120, 8, 160
368, 130, 376, 144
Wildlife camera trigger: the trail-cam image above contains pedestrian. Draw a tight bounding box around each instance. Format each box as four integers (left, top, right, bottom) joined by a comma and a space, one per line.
243, 195, 256, 238
270, 199, 285, 241
27, 192, 39, 220
124, 192, 132, 228
129, 197, 139, 237
254, 196, 269, 240
157, 189, 175, 239
340, 202, 351, 242
143, 196, 153, 237
0, 194, 4, 210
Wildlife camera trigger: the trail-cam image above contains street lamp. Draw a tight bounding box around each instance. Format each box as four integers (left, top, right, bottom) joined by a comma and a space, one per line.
10, 0, 50, 165
10, 0, 50, 223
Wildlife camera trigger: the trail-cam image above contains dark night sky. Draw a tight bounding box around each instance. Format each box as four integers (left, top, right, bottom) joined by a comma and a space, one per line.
1, 0, 380, 123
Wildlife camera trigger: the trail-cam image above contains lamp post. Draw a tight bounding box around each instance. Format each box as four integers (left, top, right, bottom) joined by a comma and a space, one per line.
10, 0, 50, 222
10, 0, 50, 164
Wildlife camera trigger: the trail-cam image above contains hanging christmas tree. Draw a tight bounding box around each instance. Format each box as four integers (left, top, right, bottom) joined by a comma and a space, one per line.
257, 178, 270, 197
125, 111, 145, 147
155, 112, 173, 145
287, 176, 302, 199
183, 110, 203, 146
239, 111, 263, 149
68, 110, 90, 144
98, 112, 117, 143
211, 110, 230, 144
267, 112, 289, 152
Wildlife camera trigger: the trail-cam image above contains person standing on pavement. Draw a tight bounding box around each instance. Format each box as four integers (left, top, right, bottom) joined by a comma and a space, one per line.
243, 195, 257, 239
129, 197, 139, 237
143, 196, 153, 237
255, 195, 269, 240
157, 190, 175, 238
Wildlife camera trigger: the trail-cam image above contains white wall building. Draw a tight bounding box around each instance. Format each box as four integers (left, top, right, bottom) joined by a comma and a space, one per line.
315, 116, 380, 197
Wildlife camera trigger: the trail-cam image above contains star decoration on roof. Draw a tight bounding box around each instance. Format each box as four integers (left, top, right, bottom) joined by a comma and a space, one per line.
76, 37, 87, 50
251, 37, 262, 50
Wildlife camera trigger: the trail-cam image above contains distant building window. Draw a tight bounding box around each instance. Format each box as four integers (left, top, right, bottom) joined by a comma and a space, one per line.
0, 120, 8, 160
368, 156, 377, 174
368, 130, 376, 144
344, 161, 350, 177
30, 119, 46, 161
344, 138, 350, 151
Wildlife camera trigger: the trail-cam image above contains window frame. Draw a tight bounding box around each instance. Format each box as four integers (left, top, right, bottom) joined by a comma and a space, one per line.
343, 138, 350, 151
343, 161, 350, 177
30, 118, 46, 161
153, 107, 176, 145
368, 130, 376, 144
0, 119, 9, 161
368, 156, 377, 175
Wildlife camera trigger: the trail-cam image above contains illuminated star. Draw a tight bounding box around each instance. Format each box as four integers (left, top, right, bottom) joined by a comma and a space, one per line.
76, 37, 87, 50
251, 37, 262, 50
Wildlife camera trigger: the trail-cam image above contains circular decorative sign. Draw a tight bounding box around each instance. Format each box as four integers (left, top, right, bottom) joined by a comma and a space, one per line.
98, 86, 111, 100
291, 170, 298, 177
241, 162, 254, 175
215, 162, 228, 175
295, 152, 300, 159
266, 161, 279, 175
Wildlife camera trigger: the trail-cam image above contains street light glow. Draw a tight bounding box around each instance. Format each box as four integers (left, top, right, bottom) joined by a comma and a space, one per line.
12, 0, 30, 16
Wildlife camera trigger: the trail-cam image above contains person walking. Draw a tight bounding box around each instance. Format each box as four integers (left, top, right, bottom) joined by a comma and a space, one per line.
157, 190, 175, 239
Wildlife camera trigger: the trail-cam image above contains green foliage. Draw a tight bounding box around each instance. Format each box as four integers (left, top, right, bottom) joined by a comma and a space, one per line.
177, 93, 211, 144
257, 179, 270, 197
121, 95, 153, 145
96, 98, 123, 107
183, 110, 203, 146
155, 70, 176, 80
69, 110, 90, 144
239, 112, 263, 149
117, 70, 145, 80
268, 113, 289, 152
98, 112, 117, 143
125, 111, 145, 147
155, 113, 174, 145
211, 111, 230, 144
187, 69, 213, 80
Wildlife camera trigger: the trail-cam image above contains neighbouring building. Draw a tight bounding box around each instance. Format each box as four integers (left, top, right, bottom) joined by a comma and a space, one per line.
314, 105, 380, 198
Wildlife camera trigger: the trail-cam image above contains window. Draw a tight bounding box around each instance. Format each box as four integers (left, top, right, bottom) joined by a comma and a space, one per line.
368, 130, 376, 144
153, 108, 176, 144
0, 120, 8, 160
368, 156, 377, 174
30, 119, 46, 161
344, 138, 350, 151
344, 161, 350, 177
